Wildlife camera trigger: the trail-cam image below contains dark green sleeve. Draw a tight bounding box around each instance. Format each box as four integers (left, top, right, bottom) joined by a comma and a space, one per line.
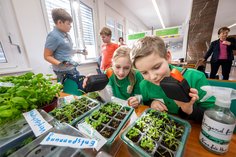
133, 71, 143, 95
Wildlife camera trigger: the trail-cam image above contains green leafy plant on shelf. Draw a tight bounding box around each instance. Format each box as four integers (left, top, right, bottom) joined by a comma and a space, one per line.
0, 72, 62, 126
140, 136, 155, 152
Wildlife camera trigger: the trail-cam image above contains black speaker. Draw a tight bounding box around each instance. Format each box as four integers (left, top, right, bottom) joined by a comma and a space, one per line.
160, 76, 191, 102
85, 74, 109, 93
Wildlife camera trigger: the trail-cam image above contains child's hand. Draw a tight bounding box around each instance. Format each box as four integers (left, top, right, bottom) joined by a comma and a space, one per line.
174, 88, 199, 114
82, 77, 88, 88
150, 100, 168, 112
127, 97, 139, 108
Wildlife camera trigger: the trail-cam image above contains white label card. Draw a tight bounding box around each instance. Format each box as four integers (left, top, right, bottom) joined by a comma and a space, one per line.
40, 132, 98, 149
77, 122, 107, 151
63, 95, 75, 104
23, 109, 53, 137
0, 82, 15, 87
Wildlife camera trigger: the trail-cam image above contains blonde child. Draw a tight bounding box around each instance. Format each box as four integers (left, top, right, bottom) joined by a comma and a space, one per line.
130, 36, 215, 122
84, 46, 143, 108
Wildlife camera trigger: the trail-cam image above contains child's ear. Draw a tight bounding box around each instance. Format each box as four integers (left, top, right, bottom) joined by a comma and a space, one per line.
166, 51, 172, 63
57, 20, 63, 24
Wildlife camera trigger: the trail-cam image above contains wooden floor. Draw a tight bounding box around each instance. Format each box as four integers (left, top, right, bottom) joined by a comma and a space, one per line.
205, 63, 236, 80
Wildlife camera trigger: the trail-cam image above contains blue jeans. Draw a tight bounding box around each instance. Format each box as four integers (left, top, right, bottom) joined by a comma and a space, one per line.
54, 68, 85, 91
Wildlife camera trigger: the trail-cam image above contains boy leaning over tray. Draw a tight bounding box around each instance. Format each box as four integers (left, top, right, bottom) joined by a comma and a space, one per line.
130, 36, 215, 122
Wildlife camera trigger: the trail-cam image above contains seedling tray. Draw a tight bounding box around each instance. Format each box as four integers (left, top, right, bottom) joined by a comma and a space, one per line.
50, 96, 100, 125
75, 102, 134, 145
0, 110, 53, 157
8, 123, 94, 157
0, 118, 33, 157
121, 108, 191, 157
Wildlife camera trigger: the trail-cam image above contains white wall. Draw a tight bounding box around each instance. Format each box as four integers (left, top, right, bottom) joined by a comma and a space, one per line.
12, 0, 52, 74
105, 0, 148, 35
3, 0, 148, 75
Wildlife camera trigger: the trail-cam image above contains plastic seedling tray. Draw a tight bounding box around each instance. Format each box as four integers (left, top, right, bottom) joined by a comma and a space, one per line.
8, 123, 96, 157
0, 110, 53, 157
76, 102, 134, 145
50, 96, 100, 125
121, 108, 191, 157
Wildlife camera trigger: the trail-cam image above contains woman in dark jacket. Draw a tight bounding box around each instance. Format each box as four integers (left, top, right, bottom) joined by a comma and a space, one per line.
204, 27, 236, 80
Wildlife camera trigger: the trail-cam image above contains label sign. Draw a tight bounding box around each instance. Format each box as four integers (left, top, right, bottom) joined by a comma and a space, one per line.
40, 132, 98, 149
0, 82, 15, 87
199, 114, 236, 153
23, 109, 53, 137
77, 122, 107, 151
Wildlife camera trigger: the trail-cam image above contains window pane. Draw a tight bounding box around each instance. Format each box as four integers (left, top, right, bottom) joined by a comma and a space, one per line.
44, 0, 76, 47
117, 23, 123, 38
106, 17, 115, 41
80, 2, 96, 59
0, 42, 7, 63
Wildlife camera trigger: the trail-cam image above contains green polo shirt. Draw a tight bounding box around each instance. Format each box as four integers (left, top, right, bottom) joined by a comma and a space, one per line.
140, 65, 215, 114
108, 70, 143, 100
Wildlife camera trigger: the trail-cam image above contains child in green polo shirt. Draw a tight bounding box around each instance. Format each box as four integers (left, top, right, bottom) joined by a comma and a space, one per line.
105, 46, 143, 108
130, 36, 215, 122
83, 46, 143, 108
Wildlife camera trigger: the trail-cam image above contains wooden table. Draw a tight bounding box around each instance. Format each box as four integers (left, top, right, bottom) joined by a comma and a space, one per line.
116, 105, 236, 157
59, 93, 236, 156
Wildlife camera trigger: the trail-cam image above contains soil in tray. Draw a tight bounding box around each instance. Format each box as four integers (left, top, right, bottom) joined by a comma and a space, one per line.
115, 113, 126, 120
154, 146, 174, 157
100, 127, 115, 138
108, 119, 121, 128
96, 124, 104, 132
129, 134, 141, 143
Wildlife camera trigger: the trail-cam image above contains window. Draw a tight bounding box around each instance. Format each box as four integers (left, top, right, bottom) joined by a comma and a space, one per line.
117, 23, 124, 39
0, 0, 30, 73
106, 17, 116, 41
80, 2, 96, 59
105, 5, 125, 42
42, 0, 97, 63
0, 42, 7, 63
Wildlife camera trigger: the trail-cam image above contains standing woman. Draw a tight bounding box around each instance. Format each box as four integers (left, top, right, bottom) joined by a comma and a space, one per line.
203, 27, 236, 80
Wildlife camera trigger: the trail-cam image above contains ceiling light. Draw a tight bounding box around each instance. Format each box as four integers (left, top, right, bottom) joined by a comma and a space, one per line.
228, 23, 236, 28
152, 0, 165, 29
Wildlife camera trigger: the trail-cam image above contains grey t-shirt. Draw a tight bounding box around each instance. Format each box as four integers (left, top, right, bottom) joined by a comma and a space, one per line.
45, 27, 74, 71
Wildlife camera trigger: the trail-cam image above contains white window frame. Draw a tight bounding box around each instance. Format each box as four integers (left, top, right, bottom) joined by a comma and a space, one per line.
0, 0, 31, 74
